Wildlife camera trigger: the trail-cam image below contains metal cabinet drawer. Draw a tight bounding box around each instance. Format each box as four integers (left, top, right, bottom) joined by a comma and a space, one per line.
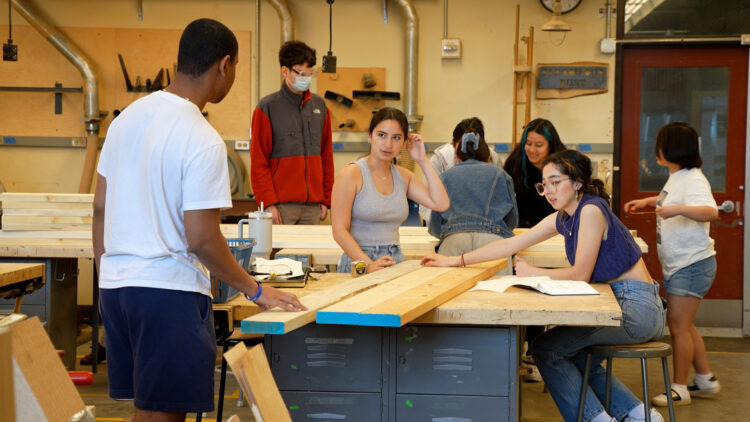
268, 324, 384, 393
282, 391, 382, 422
396, 326, 512, 396
396, 394, 510, 422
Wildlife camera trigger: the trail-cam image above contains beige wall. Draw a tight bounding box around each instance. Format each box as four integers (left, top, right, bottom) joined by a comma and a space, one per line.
0, 0, 616, 304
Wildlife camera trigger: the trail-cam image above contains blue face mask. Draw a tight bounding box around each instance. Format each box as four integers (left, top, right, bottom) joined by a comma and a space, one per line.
291, 76, 311, 92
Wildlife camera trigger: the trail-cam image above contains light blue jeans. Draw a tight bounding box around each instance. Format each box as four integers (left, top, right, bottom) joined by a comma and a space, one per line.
530, 280, 665, 422
337, 244, 404, 273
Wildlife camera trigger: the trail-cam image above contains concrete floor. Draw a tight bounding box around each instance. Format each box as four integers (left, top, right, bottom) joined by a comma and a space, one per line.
74, 335, 750, 421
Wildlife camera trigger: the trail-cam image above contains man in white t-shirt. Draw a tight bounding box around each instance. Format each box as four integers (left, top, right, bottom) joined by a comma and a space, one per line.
93, 19, 305, 421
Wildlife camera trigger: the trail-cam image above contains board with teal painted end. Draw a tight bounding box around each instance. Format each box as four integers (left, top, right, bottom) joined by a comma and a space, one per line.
241, 319, 286, 335
314, 311, 362, 326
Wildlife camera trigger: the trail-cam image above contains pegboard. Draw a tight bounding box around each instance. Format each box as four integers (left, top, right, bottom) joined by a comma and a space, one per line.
316, 67, 386, 132
0, 25, 251, 139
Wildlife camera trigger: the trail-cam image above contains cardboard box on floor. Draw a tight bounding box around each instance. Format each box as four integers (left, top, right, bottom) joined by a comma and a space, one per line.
224, 342, 291, 422
5, 316, 93, 421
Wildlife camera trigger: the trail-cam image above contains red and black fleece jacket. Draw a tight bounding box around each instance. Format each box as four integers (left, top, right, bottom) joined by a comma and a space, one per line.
250, 83, 334, 208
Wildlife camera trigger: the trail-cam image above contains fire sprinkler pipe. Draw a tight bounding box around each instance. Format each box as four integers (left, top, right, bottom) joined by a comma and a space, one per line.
11, 0, 101, 193
393, 0, 421, 132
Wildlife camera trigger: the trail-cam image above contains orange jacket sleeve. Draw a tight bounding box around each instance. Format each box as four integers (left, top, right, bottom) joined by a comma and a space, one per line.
250, 108, 279, 207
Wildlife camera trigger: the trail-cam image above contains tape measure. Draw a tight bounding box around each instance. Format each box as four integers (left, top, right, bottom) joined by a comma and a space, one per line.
351, 261, 367, 277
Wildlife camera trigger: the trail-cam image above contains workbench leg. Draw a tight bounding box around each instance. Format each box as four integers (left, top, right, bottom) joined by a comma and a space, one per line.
91, 263, 100, 374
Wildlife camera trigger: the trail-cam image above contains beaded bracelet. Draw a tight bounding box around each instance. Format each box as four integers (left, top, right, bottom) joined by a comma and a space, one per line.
244, 284, 263, 302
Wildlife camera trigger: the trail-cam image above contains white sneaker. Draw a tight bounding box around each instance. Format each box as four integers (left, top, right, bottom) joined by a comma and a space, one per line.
652, 387, 691, 407
623, 408, 665, 422
688, 376, 721, 396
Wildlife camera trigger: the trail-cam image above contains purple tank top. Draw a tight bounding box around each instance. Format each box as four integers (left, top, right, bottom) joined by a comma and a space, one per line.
556, 194, 642, 282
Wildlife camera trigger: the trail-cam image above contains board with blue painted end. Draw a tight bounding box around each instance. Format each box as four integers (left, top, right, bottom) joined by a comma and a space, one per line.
240, 261, 423, 335
316, 259, 506, 327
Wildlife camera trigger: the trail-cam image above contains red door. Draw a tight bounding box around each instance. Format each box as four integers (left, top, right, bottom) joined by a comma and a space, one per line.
619, 47, 747, 302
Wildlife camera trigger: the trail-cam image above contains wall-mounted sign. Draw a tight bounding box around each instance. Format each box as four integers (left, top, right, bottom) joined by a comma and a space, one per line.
536, 62, 608, 99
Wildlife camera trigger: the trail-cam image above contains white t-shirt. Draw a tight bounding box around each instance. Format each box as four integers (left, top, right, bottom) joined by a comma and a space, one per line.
656, 167, 716, 279
97, 91, 232, 296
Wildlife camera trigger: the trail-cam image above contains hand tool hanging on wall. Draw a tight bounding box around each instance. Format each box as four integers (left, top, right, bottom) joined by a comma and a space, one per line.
324, 90, 353, 107
3, 1, 17, 61
352, 90, 400, 101
117, 54, 169, 92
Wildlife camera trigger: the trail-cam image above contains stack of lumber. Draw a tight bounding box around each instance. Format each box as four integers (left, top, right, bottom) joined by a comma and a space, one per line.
1, 193, 93, 232
239, 259, 506, 335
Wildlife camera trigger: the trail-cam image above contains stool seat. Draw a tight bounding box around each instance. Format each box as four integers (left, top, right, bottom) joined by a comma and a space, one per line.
586, 342, 672, 359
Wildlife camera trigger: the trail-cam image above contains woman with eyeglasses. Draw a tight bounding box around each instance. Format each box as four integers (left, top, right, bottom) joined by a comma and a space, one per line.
504, 118, 567, 228
422, 150, 666, 422
331, 107, 450, 274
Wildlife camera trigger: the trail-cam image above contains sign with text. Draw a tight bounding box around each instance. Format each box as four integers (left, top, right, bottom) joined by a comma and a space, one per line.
536, 62, 609, 99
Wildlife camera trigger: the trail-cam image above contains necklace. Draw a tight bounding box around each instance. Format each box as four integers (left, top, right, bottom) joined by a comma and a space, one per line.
559, 213, 576, 237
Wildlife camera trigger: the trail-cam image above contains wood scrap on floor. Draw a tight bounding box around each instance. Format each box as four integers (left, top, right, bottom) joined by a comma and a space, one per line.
224, 342, 291, 422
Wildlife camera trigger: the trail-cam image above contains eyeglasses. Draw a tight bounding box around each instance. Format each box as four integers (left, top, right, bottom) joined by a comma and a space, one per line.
290, 67, 318, 78
535, 177, 571, 196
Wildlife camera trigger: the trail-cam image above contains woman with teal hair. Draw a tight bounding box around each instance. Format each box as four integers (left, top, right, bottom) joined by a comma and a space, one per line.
504, 118, 566, 228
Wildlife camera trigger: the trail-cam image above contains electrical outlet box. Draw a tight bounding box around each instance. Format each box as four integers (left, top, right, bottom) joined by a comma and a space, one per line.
600, 38, 616, 54
441, 38, 462, 59
3, 43, 18, 61
234, 140, 250, 150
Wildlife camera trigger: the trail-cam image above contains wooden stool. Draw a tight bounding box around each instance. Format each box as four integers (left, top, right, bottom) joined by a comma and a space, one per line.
576, 342, 675, 422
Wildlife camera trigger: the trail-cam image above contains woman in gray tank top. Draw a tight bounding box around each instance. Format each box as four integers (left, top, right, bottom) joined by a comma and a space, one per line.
331, 107, 450, 274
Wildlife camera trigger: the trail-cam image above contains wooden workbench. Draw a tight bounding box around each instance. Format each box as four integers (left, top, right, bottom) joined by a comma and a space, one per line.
238, 273, 622, 421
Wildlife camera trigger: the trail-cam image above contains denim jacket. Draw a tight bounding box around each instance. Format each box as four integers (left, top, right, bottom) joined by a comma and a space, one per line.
428, 160, 518, 242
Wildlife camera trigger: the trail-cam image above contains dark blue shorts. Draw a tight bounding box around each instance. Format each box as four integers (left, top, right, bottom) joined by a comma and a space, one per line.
100, 287, 217, 413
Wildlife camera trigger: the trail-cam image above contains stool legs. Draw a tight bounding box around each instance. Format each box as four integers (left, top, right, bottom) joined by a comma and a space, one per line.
576, 353, 593, 422
661, 356, 676, 422
640, 358, 651, 422
216, 342, 230, 422
604, 357, 613, 412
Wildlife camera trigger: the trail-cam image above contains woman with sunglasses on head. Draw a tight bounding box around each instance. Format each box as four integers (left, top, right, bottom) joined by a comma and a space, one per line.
422, 150, 666, 422
332, 107, 450, 274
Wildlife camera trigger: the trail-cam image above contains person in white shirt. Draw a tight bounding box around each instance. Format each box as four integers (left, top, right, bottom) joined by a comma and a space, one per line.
94, 19, 305, 422
625, 122, 720, 408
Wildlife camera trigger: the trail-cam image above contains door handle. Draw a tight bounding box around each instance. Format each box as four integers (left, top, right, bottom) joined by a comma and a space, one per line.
718, 200, 735, 214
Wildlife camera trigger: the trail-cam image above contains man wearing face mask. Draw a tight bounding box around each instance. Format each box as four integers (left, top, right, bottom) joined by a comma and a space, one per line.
250, 41, 334, 225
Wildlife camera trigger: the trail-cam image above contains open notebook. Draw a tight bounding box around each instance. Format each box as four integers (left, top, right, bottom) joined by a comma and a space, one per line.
470, 276, 599, 296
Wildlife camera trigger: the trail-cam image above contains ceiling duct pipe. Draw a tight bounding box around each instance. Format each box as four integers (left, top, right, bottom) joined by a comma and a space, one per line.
393, 0, 421, 132
267, 0, 294, 43
11, 0, 101, 193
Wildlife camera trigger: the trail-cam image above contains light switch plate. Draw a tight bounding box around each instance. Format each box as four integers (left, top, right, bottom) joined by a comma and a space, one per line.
441, 38, 462, 59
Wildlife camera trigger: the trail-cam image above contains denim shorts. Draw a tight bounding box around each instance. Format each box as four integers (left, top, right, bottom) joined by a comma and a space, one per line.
100, 287, 216, 412
337, 244, 404, 273
663, 255, 716, 299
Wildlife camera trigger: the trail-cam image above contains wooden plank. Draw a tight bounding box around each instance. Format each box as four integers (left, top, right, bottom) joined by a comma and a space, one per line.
223, 342, 291, 422
2, 208, 94, 217
316, 67, 386, 132
240, 261, 423, 334
3, 215, 93, 225
316, 259, 507, 327
0, 230, 92, 239
0, 263, 45, 288
10, 317, 86, 421
414, 282, 621, 326
0, 193, 93, 203
1, 223, 91, 232
1, 201, 93, 210
0, 327, 13, 422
